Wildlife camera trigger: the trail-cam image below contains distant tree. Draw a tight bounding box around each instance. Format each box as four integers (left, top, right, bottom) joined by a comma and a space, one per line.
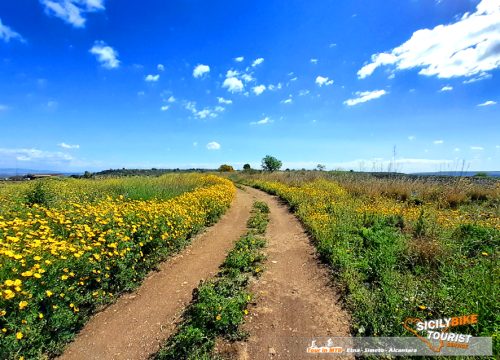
316, 164, 326, 171
218, 164, 235, 172
243, 164, 251, 171
474, 172, 488, 178
83, 171, 93, 179
261, 155, 282, 172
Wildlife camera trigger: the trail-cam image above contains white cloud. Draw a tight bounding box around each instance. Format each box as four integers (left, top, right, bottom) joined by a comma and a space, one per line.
40, 0, 105, 28
329, 43, 337, 48
477, 100, 497, 106
167, 96, 176, 103
281, 98, 293, 104
470, 146, 484, 150
235, 56, 244, 62
217, 97, 232, 104
184, 101, 219, 119
463, 72, 492, 83
454, 147, 461, 152
0, 18, 25, 43
298, 89, 310, 96
145, 74, 160, 82
241, 73, 254, 82
226, 69, 239, 78
408, 135, 416, 141
344, 89, 387, 106
47, 100, 58, 109
0, 148, 73, 163
268, 83, 283, 91
206, 141, 221, 150
289, 77, 298, 81
89, 41, 120, 69
250, 116, 272, 125
196, 109, 215, 119
252, 84, 266, 95
440, 85, 453, 92
58, 142, 80, 149
315, 76, 333, 86
193, 64, 210, 78
223, 77, 244, 93
433, 140, 444, 144
357, 0, 500, 79
310, 58, 318, 64
157, 64, 165, 72
252, 58, 264, 67
160, 105, 169, 111
214, 106, 225, 112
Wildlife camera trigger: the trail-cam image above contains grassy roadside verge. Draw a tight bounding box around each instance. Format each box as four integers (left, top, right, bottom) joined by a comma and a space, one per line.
155, 201, 270, 360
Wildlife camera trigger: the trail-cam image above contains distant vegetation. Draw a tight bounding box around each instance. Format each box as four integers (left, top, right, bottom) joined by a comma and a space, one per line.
261, 155, 282, 172
92, 168, 216, 177
218, 164, 235, 172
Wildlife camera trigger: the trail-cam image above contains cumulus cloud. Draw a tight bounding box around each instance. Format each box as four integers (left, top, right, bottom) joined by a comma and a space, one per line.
281, 98, 293, 104
160, 105, 169, 111
250, 116, 272, 125
89, 41, 120, 69
343, 90, 387, 106
157, 64, 165, 71
184, 101, 219, 119
357, 0, 500, 79
440, 85, 453, 92
477, 100, 497, 106
217, 97, 232, 104
252, 58, 264, 67
167, 96, 176, 103
193, 64, 210, 78
241, 73, 254, 82
298, 89, 310, 96
223, 77, 244, 93
470, 146, 484, 150
433, 140, 444, 144
145, 74, 160, 82
235, 56, 244, 62
40, 0, 105, 28
252, 85, 266, 95
58, 142, 80, 149
0, 19, 25, 43
310, 58, 318, 64
315, 76, 333, 86
206, 141, 220, 150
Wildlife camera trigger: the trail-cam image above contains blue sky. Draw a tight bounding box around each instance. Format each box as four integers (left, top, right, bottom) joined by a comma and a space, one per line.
0, 0, 499, 172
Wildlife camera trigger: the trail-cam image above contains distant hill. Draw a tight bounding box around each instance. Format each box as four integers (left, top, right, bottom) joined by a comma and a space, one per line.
411, 171, 500, 177
0, 168, 81, 177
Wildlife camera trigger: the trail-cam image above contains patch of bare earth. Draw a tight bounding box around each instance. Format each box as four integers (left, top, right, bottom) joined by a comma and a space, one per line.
58, 188, 255, 360
222, 187, 352, 359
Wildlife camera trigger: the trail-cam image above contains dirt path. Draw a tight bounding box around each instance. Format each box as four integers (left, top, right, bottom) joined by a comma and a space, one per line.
59, 188, 256, 360
233, 187, 351, 359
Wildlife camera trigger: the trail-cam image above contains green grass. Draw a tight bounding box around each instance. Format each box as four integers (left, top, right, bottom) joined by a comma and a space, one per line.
155, 201, 270, 360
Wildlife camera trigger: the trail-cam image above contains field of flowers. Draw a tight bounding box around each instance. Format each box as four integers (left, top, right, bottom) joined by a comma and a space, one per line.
0, 174, 235, 359
238, 173, 499, 354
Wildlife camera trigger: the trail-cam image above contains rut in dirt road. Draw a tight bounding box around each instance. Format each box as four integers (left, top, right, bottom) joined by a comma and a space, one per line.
235, 186, 351, 359
59, 188, 256, 360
